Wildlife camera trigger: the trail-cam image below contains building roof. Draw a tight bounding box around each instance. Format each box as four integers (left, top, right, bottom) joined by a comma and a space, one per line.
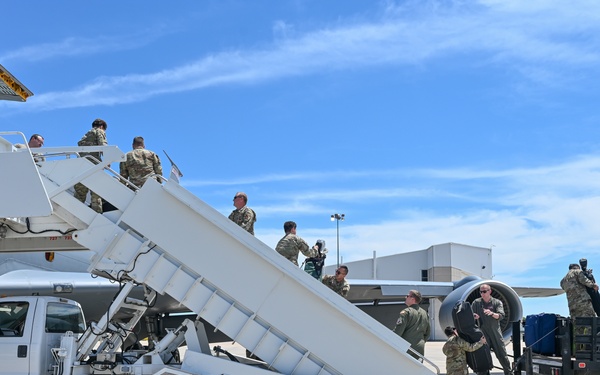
0, 64, 33, 102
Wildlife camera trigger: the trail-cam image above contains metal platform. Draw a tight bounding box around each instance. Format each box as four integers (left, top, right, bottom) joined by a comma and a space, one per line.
0, 139, 437, 374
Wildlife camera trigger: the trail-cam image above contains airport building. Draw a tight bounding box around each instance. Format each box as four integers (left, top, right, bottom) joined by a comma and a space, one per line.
323, 242, 493, 340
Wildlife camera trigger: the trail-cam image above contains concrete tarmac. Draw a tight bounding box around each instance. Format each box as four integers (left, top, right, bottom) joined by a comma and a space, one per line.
422, 340, 511, 374
211, 340, 515, 374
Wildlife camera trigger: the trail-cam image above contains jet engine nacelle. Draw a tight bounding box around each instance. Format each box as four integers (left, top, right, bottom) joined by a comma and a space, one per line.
439, 276, 522, 341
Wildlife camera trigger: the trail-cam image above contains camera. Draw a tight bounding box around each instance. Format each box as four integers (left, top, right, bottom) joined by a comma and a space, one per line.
315, 240, 327, 257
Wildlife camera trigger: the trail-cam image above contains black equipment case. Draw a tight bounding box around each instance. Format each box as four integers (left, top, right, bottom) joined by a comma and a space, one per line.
452, 300, 494, 373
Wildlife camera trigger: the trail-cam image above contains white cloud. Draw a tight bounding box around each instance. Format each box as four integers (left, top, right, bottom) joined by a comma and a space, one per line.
232, 152, 600, 288
0, 28, 173, 64
273, 20, 295, 41
3, 1, 600, 113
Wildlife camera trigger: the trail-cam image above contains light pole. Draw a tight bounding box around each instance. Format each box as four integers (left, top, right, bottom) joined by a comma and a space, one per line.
330, 213, 345, 268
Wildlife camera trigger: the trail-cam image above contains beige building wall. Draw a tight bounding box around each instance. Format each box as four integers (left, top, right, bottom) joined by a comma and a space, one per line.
325, 242, 492, 281
323, 242, 494, 340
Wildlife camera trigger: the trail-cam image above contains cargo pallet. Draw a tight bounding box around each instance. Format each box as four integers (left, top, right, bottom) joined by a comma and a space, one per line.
513, 317, 600, 375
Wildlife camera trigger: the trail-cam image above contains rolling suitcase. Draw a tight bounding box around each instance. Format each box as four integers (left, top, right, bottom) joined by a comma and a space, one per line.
452, 300, 494, 373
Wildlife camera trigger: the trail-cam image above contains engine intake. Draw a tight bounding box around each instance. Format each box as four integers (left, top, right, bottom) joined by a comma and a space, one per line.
439, 276, 522, 341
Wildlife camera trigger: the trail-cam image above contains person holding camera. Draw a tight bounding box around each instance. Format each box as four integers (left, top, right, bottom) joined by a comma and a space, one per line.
275, 221, 319, 266
303, 240, 326, 280
561, 263, 598, 319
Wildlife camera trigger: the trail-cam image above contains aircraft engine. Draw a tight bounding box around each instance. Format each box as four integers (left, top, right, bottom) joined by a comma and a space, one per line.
438, 276, 522, 341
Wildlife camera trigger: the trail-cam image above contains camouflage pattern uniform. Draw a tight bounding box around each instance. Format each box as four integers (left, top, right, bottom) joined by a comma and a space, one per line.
561, 268, 596, 318
228, 206, 256, 235
321, 274, 350, 297
393, 304, 431, 359
119, 148, 163, 189
443, 335, 485, 375
472, 297, 511, 375
275, 233, 318, 266
74, 128, 107, 213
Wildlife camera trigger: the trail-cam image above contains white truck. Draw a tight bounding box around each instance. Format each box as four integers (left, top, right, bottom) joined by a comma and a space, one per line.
0, 293, 254, 375
0, 131, 438, 375
0, 296, 85, 375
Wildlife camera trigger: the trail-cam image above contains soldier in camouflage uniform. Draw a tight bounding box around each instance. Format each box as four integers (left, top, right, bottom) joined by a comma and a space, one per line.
442, 326, 486, 375
393, 289, 430, 360
275, 221, 319, 266
228, 192, 256, 235
119, 136, 162, 189
560, 263, 598, 319
74, 119, 107, 213
321, 265, 350, 298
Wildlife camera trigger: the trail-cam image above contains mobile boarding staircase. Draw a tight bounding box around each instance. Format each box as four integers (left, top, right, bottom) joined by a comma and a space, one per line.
0, 132, 436, 375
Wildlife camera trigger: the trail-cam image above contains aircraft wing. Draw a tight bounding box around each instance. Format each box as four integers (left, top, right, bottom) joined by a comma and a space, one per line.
346, 279, 454, 303
511, 286, 565, 298
346, 278, 563, 303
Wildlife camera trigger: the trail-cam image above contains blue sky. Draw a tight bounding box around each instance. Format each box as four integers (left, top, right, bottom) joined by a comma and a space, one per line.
3, 0, 600, 317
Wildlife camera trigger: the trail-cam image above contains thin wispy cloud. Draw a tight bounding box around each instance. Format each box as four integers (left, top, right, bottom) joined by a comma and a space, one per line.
1, 36, 135, 63
188, 153, 600, 251
184, 169, 432, 187
0, 27, 174, 64
188, 154, 600, 199
200, 152, 600, 256
183, 172, 327, 186
233, 152, 600, 282
2, 0, 599, 113
291, 188, 457, 201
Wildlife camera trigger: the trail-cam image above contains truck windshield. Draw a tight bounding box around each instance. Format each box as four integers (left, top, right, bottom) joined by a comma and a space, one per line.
0, 302, 29, 337
46, 302, 85, 333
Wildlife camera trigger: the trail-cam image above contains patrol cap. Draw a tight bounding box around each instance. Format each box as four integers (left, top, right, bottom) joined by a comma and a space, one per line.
569, 263, 580, 270
92, 118, 107, 129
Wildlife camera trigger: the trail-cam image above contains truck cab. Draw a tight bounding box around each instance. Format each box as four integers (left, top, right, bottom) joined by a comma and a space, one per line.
0, 296, 85, 375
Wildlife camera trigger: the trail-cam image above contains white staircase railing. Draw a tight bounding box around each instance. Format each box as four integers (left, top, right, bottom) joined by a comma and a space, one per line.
0, 141, 435, 375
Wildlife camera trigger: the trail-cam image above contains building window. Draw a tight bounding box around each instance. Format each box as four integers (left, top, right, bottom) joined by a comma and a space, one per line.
421, 269, 428, 282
